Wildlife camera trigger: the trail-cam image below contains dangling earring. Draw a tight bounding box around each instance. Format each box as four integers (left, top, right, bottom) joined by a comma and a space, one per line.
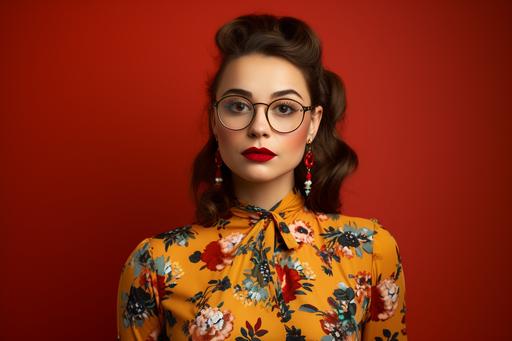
304, 139, 314, 196
214, 149, 223, 186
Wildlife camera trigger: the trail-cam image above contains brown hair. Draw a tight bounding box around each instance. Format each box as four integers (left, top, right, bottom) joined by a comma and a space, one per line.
191, 14, 358, 226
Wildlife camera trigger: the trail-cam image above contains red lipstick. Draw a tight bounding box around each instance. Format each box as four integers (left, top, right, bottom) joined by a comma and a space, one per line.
242, 147, 276, 162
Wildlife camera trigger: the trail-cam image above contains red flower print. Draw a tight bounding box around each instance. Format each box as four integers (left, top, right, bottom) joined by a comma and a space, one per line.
200, 233, 245, 271
319, 310, 339, 335
138, 268, 152, 288
370, 278, 399, 321
200, 241, 225, 271
276, 264, 302, 303
156, 274, 169, 299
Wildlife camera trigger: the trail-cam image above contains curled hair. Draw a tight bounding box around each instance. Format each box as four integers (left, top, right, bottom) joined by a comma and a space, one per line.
191, 14, 358, 226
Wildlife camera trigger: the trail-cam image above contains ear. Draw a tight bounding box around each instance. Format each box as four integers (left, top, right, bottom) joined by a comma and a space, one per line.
307, 105, 323, 141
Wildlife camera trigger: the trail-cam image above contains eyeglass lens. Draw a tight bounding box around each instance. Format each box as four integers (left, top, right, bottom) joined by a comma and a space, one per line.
216, 96, 305, 132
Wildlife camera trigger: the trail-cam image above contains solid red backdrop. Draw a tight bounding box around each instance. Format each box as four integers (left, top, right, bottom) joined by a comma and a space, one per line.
1, 1, 510, 340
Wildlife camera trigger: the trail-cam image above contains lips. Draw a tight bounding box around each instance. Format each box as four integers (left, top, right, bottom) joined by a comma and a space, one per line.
242, 147, 276, 162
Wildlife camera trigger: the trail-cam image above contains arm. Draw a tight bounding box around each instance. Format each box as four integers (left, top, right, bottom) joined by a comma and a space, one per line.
117, 238, 163, 341
362, 221, 407, 341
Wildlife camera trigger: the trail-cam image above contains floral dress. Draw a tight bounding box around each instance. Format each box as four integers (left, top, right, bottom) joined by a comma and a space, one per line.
117, 189, 407, 340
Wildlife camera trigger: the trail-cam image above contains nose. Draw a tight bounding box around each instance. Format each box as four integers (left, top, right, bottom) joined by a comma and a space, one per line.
247, 104, 271, 138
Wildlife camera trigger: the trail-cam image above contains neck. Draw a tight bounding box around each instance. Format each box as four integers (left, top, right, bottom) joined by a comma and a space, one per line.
232, 173, 295, 210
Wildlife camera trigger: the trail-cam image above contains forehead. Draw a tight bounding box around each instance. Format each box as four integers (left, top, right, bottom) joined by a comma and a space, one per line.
216, 53, 310, 101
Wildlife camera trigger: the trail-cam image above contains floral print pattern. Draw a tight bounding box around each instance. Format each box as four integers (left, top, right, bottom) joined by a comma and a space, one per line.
299, 281, 360, 340
316, 223, 376, 276
188, 307, 234, 341
370, 278, 399, 321
200, 232, 246, 271
275, 255, 315, 304
351, 271, 372, 306
117, 189, 407, 340
236, 317, 268, 341
289, 219, 314, 245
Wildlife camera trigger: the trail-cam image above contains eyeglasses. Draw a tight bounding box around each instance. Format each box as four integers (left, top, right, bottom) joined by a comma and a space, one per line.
213, 95, 315, 133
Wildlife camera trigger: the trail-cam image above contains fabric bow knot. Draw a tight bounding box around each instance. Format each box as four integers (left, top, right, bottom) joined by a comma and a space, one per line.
230, 190, 305, 250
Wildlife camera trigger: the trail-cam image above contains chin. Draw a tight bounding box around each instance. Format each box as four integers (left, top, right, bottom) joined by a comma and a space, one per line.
235, 172, 277, 184
232, 167, 295, 185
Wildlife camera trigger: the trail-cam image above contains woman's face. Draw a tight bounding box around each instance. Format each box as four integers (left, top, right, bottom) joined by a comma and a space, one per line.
212, 53, 323, 187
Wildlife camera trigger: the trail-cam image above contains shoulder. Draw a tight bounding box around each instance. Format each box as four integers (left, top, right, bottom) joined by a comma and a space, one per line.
124, 224, 200, 259
151, 224, 199, 249
323, 211, 397, 234
351, 217, 404, 276
313, 211, 380, 234
314, 212, 401, 252
366, 218, 402, 261
343, 215, 401, 256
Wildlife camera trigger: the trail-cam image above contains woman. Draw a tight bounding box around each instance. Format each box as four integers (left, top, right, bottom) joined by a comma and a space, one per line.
117, 14, 407, 341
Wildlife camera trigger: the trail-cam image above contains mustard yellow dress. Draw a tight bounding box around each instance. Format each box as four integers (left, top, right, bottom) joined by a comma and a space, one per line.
117, 189, 407, 340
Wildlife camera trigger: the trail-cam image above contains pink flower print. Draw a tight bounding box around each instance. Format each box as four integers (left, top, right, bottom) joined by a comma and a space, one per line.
189, 307, 234, 341
289, 220, 314, 245
218, 232, 245, 255
370, 278, 399, 321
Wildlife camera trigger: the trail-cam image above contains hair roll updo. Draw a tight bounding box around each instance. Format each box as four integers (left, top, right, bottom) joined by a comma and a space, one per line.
191, 14, 358, 226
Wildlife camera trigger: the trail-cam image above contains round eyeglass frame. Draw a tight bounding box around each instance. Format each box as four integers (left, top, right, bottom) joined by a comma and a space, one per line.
212, 94, 316, 133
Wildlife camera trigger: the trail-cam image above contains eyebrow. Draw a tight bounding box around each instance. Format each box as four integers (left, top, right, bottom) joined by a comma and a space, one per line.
220, 88, 304, 100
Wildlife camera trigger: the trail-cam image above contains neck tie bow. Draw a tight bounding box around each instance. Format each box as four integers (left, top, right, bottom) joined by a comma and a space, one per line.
230, 189, 304, 251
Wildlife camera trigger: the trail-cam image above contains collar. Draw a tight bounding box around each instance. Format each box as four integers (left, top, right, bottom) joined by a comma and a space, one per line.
230, 189, 304, 250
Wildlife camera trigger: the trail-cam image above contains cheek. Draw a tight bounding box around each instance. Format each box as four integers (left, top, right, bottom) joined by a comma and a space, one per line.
282, 124, 309, 159
292, 118, 311, 145
218, 129, 236, 143
216, 129, 240, 158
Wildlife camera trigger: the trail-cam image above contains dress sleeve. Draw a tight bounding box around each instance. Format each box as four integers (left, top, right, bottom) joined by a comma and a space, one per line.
117, 238, 163, 341
362, 221, 407, 340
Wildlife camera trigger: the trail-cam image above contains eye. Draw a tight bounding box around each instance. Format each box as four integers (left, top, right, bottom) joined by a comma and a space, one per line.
271, 100, 301, 116
230, 101, 250, 112
277, 104, 293, 114
220, 97, 252, 114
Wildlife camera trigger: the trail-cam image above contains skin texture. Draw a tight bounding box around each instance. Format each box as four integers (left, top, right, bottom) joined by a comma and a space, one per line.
212, 53, 323, 209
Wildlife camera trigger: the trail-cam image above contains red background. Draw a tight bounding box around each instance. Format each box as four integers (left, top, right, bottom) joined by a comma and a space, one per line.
1, 1, 510, 340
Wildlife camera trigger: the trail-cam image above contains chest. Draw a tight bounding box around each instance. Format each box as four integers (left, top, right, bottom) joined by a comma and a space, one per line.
159, 240, 372, 340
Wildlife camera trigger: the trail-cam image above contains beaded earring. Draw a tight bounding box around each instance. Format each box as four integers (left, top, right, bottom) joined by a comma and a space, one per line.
304, 139, 314, 196
214, 149, 223, 186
